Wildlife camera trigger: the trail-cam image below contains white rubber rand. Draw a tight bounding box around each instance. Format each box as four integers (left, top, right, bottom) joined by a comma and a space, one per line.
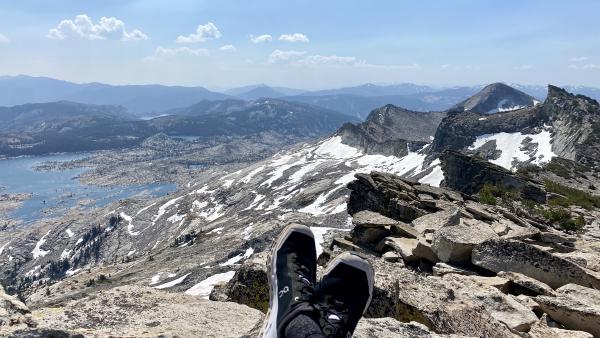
260, 223, 315, 338
323, 252, 375, 315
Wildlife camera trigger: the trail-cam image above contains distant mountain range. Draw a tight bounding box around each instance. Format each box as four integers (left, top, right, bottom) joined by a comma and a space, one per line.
0, 75, 230, 115
1, 75, 600, 120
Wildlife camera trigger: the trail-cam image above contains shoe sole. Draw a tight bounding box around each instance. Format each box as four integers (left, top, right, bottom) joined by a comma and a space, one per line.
260, 223, 315, 338
322, 251, 375, 315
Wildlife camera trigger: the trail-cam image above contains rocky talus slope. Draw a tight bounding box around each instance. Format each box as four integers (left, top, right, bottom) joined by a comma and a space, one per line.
209, 169, 600, 337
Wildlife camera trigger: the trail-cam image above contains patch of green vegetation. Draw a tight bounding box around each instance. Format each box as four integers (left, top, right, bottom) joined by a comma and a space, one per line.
545, 161, 572, 179
479, 183, 497, 205
478, 182, 520, 206
544, 180, 600, 210
539, 207, 585, 233
517, 164, 542, 178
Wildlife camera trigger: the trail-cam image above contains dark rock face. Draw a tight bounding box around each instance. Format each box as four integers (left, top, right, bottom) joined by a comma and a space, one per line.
440, 150, 546, 203
430, 106, 546, 154
452, 82, 538, 114
337, 104, 444, 156
347, 172, 431, 222
215, 252, 269, 313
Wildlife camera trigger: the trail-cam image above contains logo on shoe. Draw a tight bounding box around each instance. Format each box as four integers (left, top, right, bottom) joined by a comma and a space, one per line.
278, 286, 289, 298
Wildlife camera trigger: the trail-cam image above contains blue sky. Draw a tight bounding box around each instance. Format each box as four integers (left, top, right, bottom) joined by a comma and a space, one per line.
0, 0, 599, 89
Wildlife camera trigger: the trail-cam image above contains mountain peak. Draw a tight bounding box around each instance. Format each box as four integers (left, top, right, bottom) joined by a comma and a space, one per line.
546, 84, 572, 99
452, 82, 537, 114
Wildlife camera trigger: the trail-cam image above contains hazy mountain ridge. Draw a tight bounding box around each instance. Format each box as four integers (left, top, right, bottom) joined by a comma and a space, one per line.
0, 98, 356, 157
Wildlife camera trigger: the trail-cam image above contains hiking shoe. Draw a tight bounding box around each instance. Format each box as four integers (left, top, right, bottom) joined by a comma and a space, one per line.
314, 252, 374, 337
261, 224, 318, 338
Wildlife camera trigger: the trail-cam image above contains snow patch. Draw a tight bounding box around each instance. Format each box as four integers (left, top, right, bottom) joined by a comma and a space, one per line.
153, 196, 184, 225
120, 212, 139, 236
65, 229, 74, 238
32, 230, 51, 259
153, 273, 191, 289
220, 247, 254, 266
469, 130, 556, 170
185, 271, 236, 298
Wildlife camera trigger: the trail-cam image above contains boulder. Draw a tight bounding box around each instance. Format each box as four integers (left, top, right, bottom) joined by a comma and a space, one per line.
465, 201, 497, 221
442, 274, 537, 331
366, 259, 523, 336
528, 314, 593, 338
382, 251, 402, 263
352, 210, 397, 228
384, 237, 438, 263
536, 231, 577, 244
411, 207, 461, 235
535, 284, 600, 337
391, 222, 420, 239
350, 227, 390, 250
354, 318, 460, 338
330, 237, 362, 252
432, 220, 498, 264
497, 271, 555, 296
472, 239, 600, 289
221, 252, 269, 313
432, 262, 477, 277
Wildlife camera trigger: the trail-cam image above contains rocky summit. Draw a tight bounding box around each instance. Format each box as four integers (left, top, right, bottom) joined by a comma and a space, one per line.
1, 84, 600, 337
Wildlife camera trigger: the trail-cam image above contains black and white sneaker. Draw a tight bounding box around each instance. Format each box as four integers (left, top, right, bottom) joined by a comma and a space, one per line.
314, 252, 374, 338
261, 224, 318, 338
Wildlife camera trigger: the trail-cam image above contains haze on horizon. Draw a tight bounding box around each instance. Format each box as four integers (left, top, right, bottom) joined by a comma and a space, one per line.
1, 0, 599, 90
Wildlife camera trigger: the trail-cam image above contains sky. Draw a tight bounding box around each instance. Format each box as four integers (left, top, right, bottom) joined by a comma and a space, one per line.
0, 0, 599, 90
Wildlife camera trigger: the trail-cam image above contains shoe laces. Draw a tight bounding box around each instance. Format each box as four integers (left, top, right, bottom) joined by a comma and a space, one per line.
292, 256, 315, 302
314, 299, 349, 337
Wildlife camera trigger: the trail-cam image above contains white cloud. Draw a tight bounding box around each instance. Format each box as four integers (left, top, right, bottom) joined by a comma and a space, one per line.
267, 49, 307, 63
0, 33, 9, 43
569, 56, 588, 62
440, 64, 450, 70
176, 22, 221, 43
297, 55, 358, 65
143, 46, 209, 62
266, 50, 419, 71
250, 34, 272, 43
568, 63, 600, 70
47, 14, 149, 41
279, 33, 309, 43
514, 64, 533, 70
219, 44, 237, 52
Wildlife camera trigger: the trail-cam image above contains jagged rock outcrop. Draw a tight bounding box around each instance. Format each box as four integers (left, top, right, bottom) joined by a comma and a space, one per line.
337, 104, 445, 156
440, 150, 546, 202
543, 85, 600, 166
472, 239, 600, 289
